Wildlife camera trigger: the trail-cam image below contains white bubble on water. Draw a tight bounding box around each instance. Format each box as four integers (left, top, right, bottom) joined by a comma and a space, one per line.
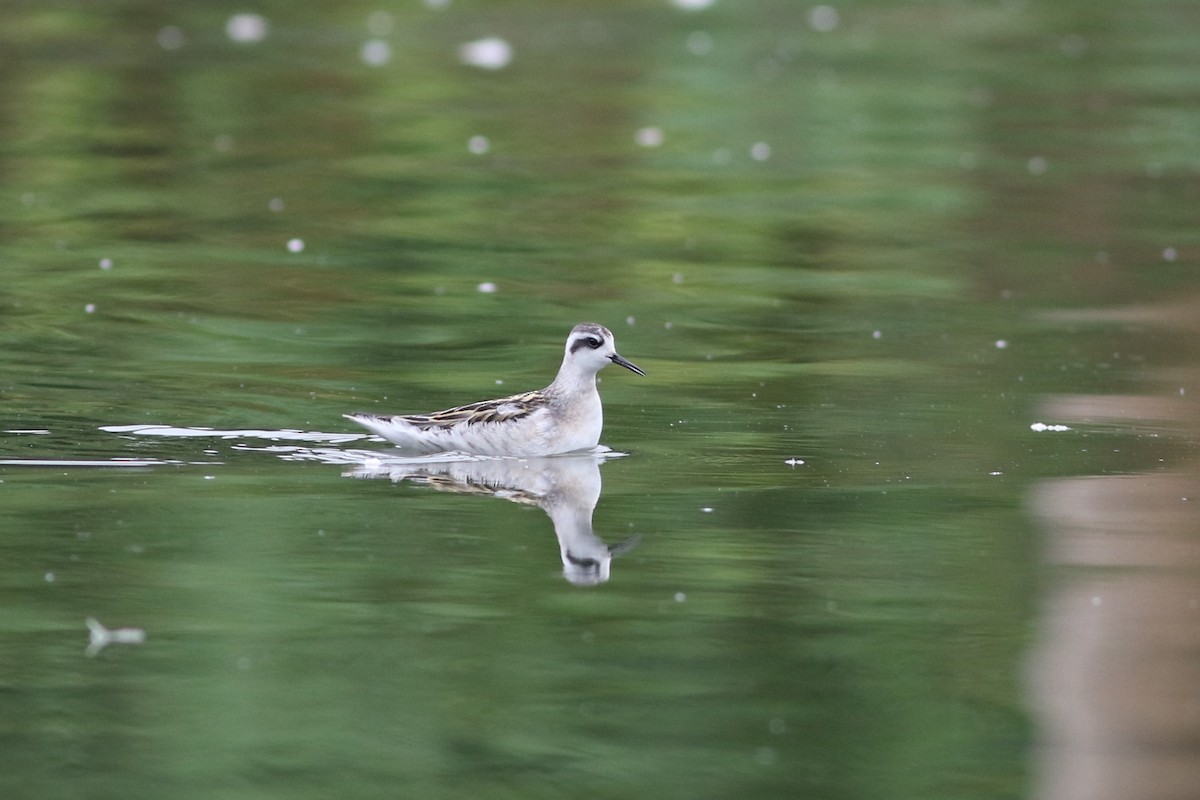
226, 13, 268, 43
635, 126, 664, 147
287, 238, 305, 253
361, 39, 392, 66
809, 5, 840, 32
459, 37, 512, 70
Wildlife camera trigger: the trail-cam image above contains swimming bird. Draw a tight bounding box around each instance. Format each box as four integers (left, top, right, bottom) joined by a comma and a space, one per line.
344, 323, 644, 456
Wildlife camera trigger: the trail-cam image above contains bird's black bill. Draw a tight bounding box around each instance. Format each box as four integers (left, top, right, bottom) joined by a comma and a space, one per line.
610, 353, 645, 376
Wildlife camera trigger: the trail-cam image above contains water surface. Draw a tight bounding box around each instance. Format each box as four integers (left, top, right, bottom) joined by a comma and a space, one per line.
2, 3, 1199, 799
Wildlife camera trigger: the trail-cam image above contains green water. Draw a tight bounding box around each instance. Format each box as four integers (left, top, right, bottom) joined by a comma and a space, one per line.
3, 2, 1199, 799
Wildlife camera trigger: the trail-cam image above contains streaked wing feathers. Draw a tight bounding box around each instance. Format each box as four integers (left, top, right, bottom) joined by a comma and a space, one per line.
398, 390, 546, 430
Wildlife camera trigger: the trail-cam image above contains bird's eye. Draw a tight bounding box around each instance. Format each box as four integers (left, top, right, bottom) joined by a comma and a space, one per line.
586, 337, 602, 349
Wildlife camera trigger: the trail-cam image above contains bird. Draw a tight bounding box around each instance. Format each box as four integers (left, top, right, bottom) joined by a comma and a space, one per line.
344, 323, 644, 457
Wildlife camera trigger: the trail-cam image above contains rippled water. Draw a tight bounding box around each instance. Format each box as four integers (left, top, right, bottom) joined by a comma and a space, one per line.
3, 3, 1199, 799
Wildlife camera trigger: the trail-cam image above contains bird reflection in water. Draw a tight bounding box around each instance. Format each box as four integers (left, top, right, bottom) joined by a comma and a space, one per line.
344, 452, 639, 585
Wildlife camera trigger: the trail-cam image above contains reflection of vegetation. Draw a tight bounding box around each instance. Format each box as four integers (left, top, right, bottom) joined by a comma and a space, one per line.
2, 0, 1197, 798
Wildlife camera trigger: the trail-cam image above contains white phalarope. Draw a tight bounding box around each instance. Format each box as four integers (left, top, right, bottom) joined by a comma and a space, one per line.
345, 323, 644, 456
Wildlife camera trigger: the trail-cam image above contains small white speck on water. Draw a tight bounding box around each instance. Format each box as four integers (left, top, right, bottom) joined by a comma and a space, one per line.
468, 135, 490, 155
750, 141, 771, 161
671, 0, 715, 10
872, 330, 882, 339
1091, 595, 1102, 607
459, 37, 512, 70
809, 4, 840, 32
784, 458, 805, 466
360, 39, 391, 66
226, 13, 268, 43
1163, 246, 1178, 262
1031, 422, 1071, 432
287, 238, 305, 253
44, 572, 55, 583
495, 379, 504, 385
672, 272, 684, 284
664, 321, 673, 330
625, 315, 636, 326
84, 303, 96, 314
700, 507, 713, 513
1180, 387, 1186, 396
674, 592, 687, 602
269, 197, 285, 212
477, 281, 498, 293
989, 471, 1003, 476
1027, 156, 1048, 175
204, 475, 216, 481
99, 258, 113, 270
635, 126, 664, 147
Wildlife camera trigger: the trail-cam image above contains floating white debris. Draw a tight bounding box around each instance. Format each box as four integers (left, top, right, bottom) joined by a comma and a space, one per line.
670, 0, 715, 10
468, 135, 490, 155
872, 329, 882, 339
99, 258, 113, 270
1163, 246, 1178, 262
84, 303, 96, 314
750, 141, 771, 161
459, 37, 512, 70
269, 197, 285, 212
635, 126, 664, 147
700, 507, 714, 513
360, 39, 391, 66
477, 281, 498, 293
1027, 156, 1048, 175
674, 591, 688, 602
86, 617, 146, 657
784, 458, 805, 466
995, 339, 1008, 349
809, 5, 840, 32
1030, 422, 1071, 432
226, 13, 268, 44
287, 238, 305, 253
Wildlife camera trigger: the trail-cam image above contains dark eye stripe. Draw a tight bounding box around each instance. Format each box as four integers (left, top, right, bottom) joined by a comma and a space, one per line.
569, 335, 605, 353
